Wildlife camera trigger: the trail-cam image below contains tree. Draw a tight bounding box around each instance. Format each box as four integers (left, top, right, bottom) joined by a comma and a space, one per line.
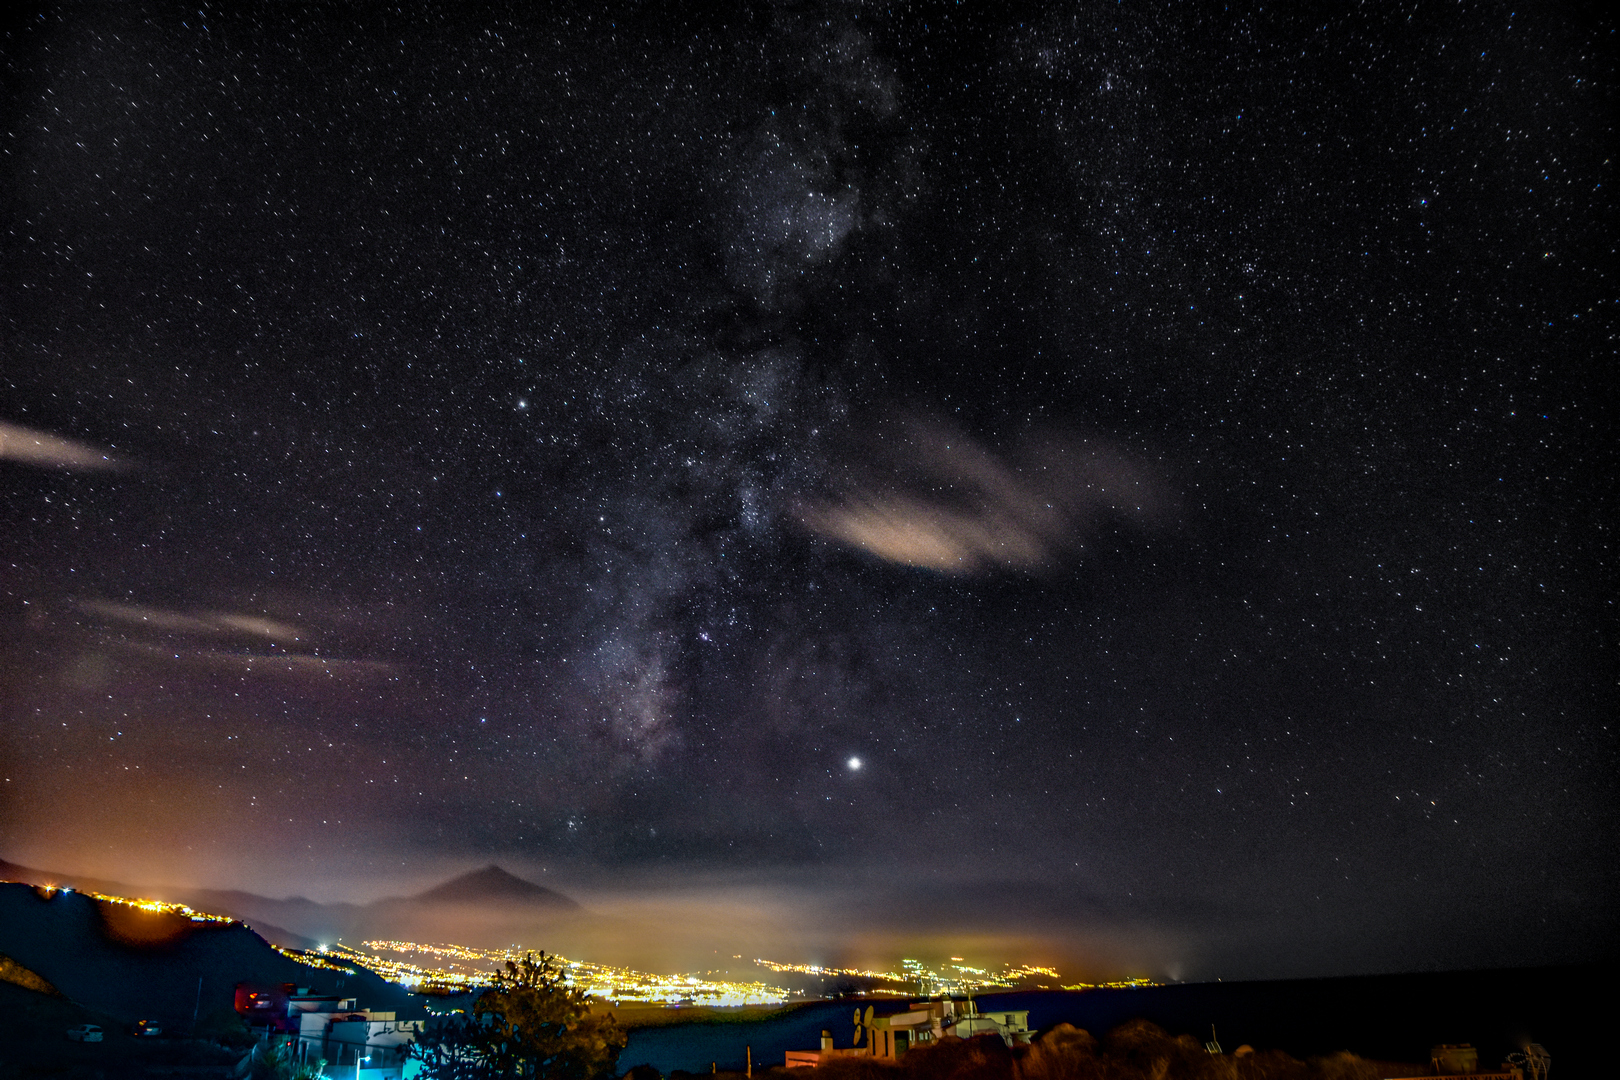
412, 952, 626, 1080
239, 1038, 327, 1080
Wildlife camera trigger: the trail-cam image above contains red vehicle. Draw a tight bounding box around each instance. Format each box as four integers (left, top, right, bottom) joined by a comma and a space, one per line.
234, 983, 297, 1033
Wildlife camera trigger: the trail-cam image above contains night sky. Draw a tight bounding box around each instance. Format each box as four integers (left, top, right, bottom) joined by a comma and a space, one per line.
2, 3, 1613, 981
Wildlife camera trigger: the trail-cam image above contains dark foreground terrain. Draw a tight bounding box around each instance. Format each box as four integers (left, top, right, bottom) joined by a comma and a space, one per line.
0, 880, 425, 1078
0, 976, 244, 1078
0, 874, 1597, 1077
688, 1025, 1424, 1080
623, 966, 1600, 1078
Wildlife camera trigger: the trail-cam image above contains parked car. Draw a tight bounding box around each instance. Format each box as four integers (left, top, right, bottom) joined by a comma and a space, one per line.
133, 1019, 163, 1037
65, 1024, 104, 1042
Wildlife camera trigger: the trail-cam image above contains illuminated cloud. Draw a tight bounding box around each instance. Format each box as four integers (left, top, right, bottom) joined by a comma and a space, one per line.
60, 599, 394, 683
79, 600, 309, 643
801, 492, 1048, 572
212, 614, 308, 641
800, 416, 1173, 573
0, 421, 125, 470
77, 601, 219, 635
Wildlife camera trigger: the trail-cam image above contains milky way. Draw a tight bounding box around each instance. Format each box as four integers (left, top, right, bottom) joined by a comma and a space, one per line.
1, 4, 1612, 979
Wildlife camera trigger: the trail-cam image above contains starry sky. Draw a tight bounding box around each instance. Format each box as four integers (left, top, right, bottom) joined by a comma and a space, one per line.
1, 3, 1613, 981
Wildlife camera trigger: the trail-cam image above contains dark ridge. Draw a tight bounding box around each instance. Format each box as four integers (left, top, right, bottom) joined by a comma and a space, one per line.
411, 865, 579, 909
0, 881, 425, 1028
0, 857, 133, 898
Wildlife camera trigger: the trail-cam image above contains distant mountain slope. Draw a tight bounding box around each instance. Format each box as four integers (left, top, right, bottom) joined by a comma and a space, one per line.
0, 882, 424, 1029
0, 858, 581, 947
0, 857, 140, 899
176, 865, 581, 943
410, 865, 579, 909
178, 888, 362, 945
0, 859, 327, 949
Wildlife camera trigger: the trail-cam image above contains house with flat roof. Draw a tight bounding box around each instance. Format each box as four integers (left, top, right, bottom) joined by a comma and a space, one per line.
236, 983, 421, 1079
786, 998, 1032, 1067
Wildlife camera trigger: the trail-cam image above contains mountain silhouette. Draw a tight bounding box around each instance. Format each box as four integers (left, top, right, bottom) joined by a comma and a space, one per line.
0, 882, 424, 1028
0, 857, 580, 948
410, 865, 579, 909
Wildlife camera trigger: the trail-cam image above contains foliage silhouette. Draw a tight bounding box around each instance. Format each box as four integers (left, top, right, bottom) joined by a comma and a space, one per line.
802, 1021, 1384, 1080
411, 952, 625, 1080
240, 1037, 326, 1080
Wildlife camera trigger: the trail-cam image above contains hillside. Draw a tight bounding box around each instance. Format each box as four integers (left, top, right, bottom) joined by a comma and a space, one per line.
0, 882, 425, 1031
0, 857, 580, 949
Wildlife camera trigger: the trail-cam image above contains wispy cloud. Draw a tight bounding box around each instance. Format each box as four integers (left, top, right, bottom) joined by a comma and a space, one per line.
800, 415, 1173, 573
78, 601, 308, 642
64, 600, 394, 681
0, 421, 126, 470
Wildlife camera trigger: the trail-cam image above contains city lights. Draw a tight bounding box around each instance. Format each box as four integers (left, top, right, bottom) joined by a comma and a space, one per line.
342, 940, 793, 1005
69, 888, 238, 925
751, 957, 1090, 995
10, 875, 1148, 1005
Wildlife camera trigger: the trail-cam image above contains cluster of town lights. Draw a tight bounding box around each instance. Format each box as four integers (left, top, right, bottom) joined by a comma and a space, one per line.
751, 957, 1082, 995
30, 884, 238, 925
1059, 978, 1160, 991
334, 943, 1115, 1003
273, 944, 357, 975
8, 879, 1156, 1002
339, 941, 792, 1006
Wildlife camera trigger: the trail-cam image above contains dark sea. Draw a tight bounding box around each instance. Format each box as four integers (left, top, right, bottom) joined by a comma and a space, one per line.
618, 967, 1602, 1078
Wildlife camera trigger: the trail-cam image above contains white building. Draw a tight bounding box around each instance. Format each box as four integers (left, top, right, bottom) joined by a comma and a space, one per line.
286, 992, 423, 1080
787, 999, 1032, 1067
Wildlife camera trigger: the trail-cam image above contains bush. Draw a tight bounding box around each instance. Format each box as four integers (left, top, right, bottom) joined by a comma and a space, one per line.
786, 1019, 1375, 1080
1307, 1053, 1380, 1080
414, 952, 626, 1080
195, 1005, 256, 1050
1017, 1023, 1102, 1080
